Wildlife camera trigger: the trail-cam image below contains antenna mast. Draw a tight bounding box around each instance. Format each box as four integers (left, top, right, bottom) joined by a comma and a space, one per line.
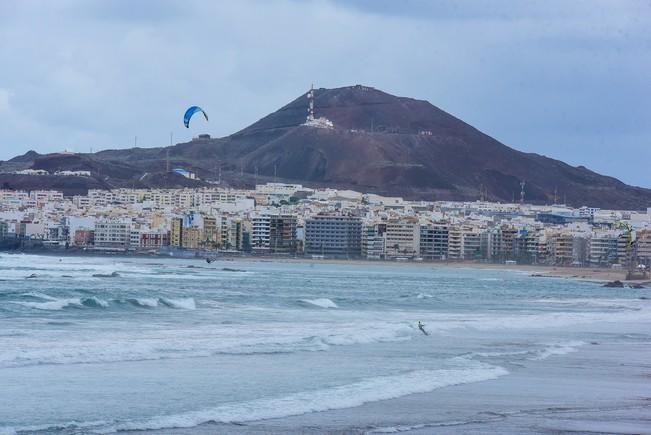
306, 84, 315, 122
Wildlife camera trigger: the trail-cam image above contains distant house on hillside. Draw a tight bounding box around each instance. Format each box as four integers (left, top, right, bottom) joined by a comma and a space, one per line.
173, 168, 196, 180
14, 169, 49, 175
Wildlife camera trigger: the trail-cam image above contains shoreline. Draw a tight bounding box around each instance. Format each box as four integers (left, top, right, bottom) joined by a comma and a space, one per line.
1, 248, 646, 284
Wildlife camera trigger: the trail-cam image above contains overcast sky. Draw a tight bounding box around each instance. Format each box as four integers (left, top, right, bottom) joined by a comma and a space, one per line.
1, 0, 649, 186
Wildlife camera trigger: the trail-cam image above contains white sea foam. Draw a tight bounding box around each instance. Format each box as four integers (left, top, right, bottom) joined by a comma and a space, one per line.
159, 297, 196, 310
301, 298, 338, 308
14, 296, 111, 310
468, 350, 532, 358
532, 340, 586, 360
369, 424, 428, 433
0, 321, 413, 368
418, 307, 651, 333
20, 291, 59, 301
1, 419, 108, 435
16, 298, 82, 310
320, 324, 412, 346
531, 298, 643, 311
8, 295, 200, 311
128, 298, 159, 308
104, 364, 508, 432
466, 341, 586, 362
416, 293, 434, 299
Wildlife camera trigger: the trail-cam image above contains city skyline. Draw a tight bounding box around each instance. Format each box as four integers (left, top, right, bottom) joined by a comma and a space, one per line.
1, 182, 650, 270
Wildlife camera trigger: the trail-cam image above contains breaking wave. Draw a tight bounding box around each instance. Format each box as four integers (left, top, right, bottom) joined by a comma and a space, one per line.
87, 363, 508, 433
15, 298, 84, 311
159, 297, 196, 310
0, 321, 414, 368
299, 298, 338, 308
530, 340, 586, 360
465, 340, 586, 362
7, 295, 196, 311
122, 298, 159, 308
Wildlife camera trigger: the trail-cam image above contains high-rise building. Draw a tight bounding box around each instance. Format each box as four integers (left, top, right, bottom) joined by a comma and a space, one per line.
635, 229, 651, 267
221, 216, 244, 250
305, 214, 362, 258
385, 218, 420, 259
588, 232, 619, 265
203, 216, 219, 248
94, 219, 131, 250
170, 218, 183, 247
269, 215, 297, 254
462, 230, 481, 260
251, 214, 271, 252
0, 221, 8, 240
362, 223, 386, 260
420, 223, 448, 260
182, 227, 202, 249
550, 233, 574, 265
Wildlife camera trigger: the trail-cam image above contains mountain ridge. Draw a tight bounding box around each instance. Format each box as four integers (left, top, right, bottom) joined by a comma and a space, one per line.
0, 84, 649, 209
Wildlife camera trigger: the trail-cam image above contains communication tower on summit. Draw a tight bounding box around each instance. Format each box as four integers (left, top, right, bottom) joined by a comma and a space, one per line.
303, 84, 334, 129
307, 84, 315, 122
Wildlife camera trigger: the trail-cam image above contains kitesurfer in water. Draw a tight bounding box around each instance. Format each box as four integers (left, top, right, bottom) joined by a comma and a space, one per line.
418, 321, 429, 336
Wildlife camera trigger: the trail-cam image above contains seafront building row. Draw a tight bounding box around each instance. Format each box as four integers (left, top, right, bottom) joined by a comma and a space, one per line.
1, 184, 651, 267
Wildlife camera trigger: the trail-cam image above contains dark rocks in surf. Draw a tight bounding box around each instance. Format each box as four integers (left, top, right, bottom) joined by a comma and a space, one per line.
92, 271, 120, 278
603, 280, 624, 288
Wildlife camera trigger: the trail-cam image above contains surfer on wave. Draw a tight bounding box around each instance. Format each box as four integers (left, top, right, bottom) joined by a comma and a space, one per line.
418, 321, 429, 336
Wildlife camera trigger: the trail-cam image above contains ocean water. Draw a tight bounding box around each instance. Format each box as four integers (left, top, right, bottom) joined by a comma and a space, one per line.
0, 254, 649, 434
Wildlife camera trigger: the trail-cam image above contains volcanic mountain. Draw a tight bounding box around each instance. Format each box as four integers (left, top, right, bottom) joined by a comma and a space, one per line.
1, 85, 650, 209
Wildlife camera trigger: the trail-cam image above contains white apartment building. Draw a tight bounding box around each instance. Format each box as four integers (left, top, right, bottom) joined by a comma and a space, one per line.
255, 183, 306, 196
251, 214, 271, 251
30, 191, 64, 206
385, 218, 420, 259
94, 219, 132, 250
588, 232, 619, 264
362, 224, 385, 260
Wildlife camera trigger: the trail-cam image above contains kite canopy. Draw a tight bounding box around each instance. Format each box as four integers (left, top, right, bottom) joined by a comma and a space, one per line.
183, 106, 208, 128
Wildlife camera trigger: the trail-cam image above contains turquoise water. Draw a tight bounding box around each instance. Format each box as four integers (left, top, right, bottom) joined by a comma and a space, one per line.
0, 254, 649, 434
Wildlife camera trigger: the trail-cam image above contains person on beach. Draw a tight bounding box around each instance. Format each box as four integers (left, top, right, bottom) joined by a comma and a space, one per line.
418, 321, 429, 336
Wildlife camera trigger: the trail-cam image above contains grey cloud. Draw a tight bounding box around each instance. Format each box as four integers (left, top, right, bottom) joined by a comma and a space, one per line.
0, 0, 648, 186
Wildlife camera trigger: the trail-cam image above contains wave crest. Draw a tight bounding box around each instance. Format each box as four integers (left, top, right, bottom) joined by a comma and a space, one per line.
159, 298, 196, 310
300, 298, 338, 309
10, 296, 195, 311
107, 363, 508, 432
